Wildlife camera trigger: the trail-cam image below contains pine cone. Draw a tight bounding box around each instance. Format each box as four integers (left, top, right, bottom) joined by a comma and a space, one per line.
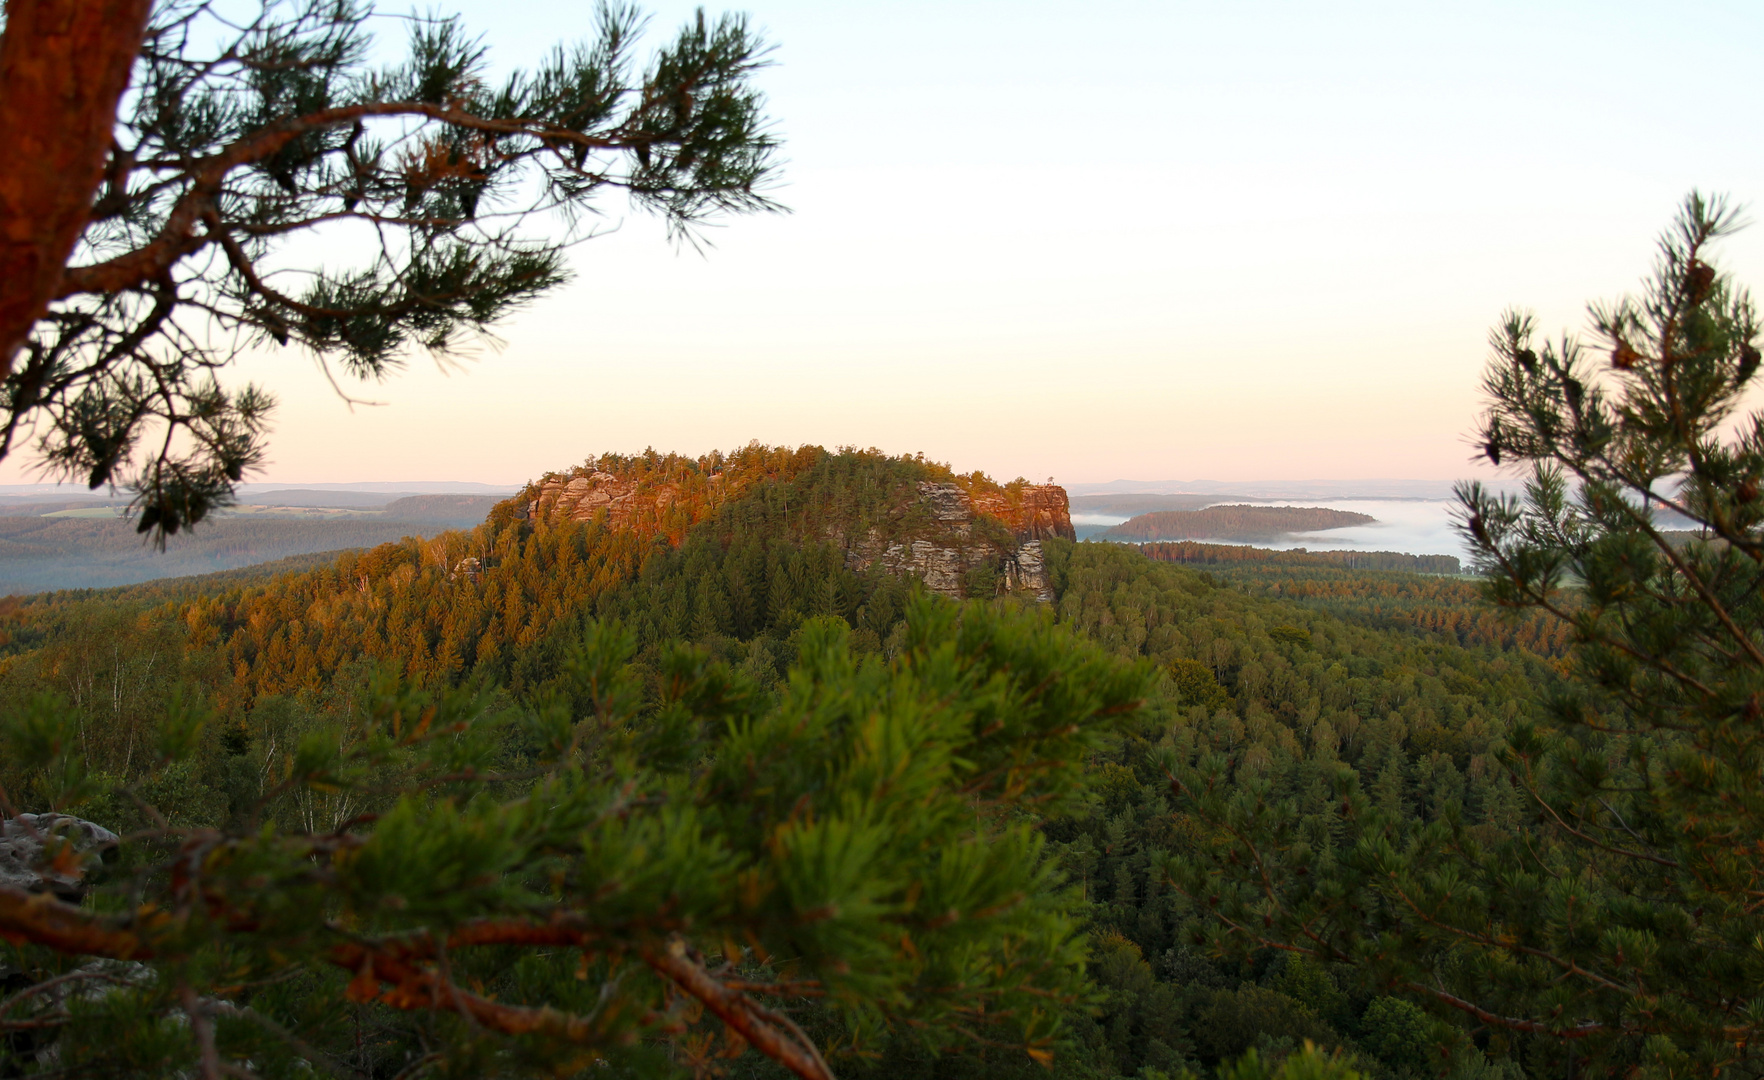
1688, 260, 1717, 303
1739, 343, 1760, 383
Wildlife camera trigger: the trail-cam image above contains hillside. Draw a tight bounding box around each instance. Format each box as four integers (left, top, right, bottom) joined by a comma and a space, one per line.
0, 447, 1076, 700
0, 444, 1572, 1079
1099, 503, 1376, 541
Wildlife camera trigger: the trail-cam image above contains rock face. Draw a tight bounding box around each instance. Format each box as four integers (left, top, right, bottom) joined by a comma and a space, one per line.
0, 814, 119, 900
517, 470, 712, 532
970, 484, 1075, 543
845, 482, 1074, 602
515, 466, 1075, 603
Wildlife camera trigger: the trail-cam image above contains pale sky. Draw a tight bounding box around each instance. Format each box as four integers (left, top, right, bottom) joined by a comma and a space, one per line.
11, 0, 1764, 489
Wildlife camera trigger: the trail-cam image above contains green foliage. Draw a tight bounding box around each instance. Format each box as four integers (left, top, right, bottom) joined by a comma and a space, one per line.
1216, 1043, 1367, 1080
1166, 658, 1230, 712
1197, 985, 1336, 1063
1138, 542, 1566, 654
1356, 998, 1432, 1076
10, 0, 782, 538
1025, 539, 1550, 1077
0, 598, 1149, 1078
0, 448, 1584, 1079
1168, 193, 1764, 1079
1267, 625, 1311, 647
1139, 542, 1461, 577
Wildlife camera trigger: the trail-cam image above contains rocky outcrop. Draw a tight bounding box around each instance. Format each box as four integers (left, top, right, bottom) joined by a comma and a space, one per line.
971, 484, 1075, 543
845, 482, 1073, 602
1, 814, 118, 901
517, 470, 715, 532
514, 464, 1075, 604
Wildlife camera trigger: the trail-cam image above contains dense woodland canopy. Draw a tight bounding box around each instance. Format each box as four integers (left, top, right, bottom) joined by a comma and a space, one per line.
1135, 543, 1569, 657
4, 0, 1746, 1075
0, 444, 1570, 1079
1136, 543, 1461, 577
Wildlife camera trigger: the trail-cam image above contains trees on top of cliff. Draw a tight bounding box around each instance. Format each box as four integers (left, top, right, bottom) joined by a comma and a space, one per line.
0, 0, 782, 540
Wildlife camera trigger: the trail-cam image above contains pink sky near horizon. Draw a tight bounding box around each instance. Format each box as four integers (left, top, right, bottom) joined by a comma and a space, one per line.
6, 0, 1763, 491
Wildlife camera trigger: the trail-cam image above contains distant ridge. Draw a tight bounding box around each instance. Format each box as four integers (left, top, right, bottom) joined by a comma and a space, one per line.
0, 480, 519, 497
1066, 478, 1457, 500
236, 480, 520, 494
1100, 505, 1376, 542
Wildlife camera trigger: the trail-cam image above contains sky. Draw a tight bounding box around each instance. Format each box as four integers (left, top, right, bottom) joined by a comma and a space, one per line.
11, 0, 1764, 490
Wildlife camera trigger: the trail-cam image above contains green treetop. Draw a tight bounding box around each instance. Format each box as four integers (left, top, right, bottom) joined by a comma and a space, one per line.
0, 599, 1150, 1078
1168, 193, 1764, 1079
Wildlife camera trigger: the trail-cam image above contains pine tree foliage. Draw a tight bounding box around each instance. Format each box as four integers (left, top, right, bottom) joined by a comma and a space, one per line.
3, 0, 780, 541
1163, 194, 1764, 1078
36, 446, 1043, 705
0, 598, 1149, 1078
0, 489, 1560, 1078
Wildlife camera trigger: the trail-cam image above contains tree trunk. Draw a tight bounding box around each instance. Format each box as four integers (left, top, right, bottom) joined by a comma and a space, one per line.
0, 0, 154, 376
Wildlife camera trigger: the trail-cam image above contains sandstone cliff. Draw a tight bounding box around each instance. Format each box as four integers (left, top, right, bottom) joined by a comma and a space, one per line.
515, 469, 717, 533
508, 453, 1075, 603
845, 482, 1073, 602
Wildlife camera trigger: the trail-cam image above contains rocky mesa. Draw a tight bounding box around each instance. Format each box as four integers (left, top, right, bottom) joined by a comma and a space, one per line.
510, 450, 1074, 602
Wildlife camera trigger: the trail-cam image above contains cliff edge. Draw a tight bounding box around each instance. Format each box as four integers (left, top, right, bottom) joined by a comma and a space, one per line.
846, 481, 1073, 602
507, 449, 1074, 602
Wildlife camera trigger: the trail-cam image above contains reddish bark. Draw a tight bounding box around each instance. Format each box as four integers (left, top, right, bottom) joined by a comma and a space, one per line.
0, 883, 151, 958
643, 943, 835, 1080
0, 892, 838, 1080
0, 0, 154, 375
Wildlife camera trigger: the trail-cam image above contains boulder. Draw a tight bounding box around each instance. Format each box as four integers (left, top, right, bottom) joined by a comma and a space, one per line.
0, 814, 119, 900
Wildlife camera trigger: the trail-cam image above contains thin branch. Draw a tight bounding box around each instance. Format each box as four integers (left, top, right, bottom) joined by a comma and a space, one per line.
642, 939, 835, 1080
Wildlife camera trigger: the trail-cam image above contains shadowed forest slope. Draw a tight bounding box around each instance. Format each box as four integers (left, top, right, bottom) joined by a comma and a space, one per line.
0, 446, 1570, 1080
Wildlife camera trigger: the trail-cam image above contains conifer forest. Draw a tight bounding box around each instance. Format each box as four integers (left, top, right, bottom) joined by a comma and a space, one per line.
1, 2, 1761, 1079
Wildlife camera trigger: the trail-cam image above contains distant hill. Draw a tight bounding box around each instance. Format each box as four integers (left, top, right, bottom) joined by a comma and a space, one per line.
1068, 493, 1226, 516
17, 549, 362, 603
0, 498, 131, 517
237, 489, 423, 508
8, 446, 1077, 701
381, 493, 505, 524
0, 516, 460, 594
0, 488, 513, 593
1066, 478, 1457, 499
1099, 504, 1376, 542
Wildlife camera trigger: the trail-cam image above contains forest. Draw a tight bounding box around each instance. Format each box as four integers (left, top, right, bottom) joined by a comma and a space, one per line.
0, 446, 1574, 1079
9, 0, 1751, 1077
1099, 507, 1377, 542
